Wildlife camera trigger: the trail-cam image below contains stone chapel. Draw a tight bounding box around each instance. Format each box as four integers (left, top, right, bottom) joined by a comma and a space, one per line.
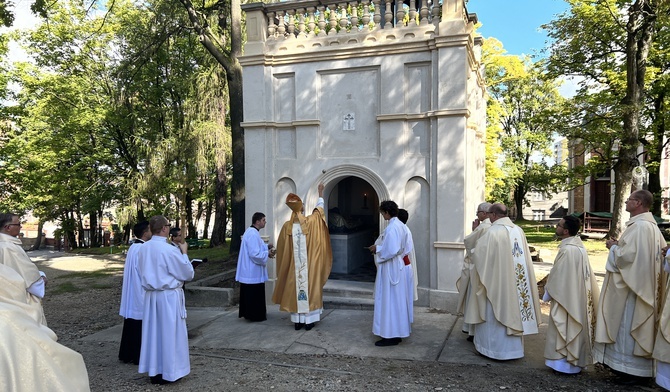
240, 0, 486, 311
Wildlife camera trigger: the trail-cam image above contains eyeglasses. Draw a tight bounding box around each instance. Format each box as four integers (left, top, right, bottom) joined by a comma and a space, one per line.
6, 223, 21, 227
164, 224, 171, 228
476, 210, 487, 214
556, 223, 564, 228
626, 198, 639, 203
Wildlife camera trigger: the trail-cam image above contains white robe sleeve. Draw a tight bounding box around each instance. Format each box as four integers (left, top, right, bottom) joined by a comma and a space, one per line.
27, 272, 46, 298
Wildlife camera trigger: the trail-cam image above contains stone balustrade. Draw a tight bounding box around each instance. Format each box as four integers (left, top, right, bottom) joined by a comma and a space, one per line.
242, 0, 476, 46
260, 0, 443, 39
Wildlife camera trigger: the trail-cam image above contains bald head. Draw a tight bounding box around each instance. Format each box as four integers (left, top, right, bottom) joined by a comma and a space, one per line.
489, 203, 508, 222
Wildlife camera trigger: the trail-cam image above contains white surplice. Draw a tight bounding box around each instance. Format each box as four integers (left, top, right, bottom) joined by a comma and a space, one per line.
235, 226, 270, 284
400, 222, 415, 323
119, 240, 145, 320
373, 217, 411, 339
137, 237, 194, 382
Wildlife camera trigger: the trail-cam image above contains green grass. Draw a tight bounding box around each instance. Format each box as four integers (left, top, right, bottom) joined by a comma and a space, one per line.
188, 246, 229, 262
50, 282, 83, 295
517, 219, 608, 255
71, 245, 129, 255
72, 240, 229, 261
56, 269, 124, 279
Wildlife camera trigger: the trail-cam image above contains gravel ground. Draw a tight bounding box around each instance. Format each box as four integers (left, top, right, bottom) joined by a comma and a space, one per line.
37, 252, 658, 392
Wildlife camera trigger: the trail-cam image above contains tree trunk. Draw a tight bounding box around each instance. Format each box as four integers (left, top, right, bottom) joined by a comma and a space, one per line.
203, 198, 213, 239
228, 62, 244, 253
210, 164, 228, 247
513, 183, 526, 221
185, 188, 195, 238
648, 92, 665, 216
32, 220, 44, 250
90, 212, 99, 247
607, 0, 656, 239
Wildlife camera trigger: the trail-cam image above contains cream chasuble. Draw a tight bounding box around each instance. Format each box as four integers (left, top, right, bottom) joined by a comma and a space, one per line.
469, 217, 541, 336
544, 236, 599, 370
594, 212, 665, 377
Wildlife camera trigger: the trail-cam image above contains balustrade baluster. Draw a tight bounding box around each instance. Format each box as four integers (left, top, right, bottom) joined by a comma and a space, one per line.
287, 10, 296, 38
317, 6, 327, 36
328, 4, 338, 35
431, 2, 440, 27
277, 10, 287, 39
361, 0, 371, 30
297, 8, 307, 38
395, 0, 405, 27
373, 0, 382, 29
307, 7, 316, 37
350, 2, 359, 32
419, 0, 429, 25
384, 0, 392, 29
408, 0, 416, 26
338, 3, 349, 33
267, 11, 277, 39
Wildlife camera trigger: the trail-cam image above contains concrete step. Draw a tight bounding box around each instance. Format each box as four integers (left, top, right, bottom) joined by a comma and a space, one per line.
323, 280, 374, 298
323, 295, 375, 311
323, 280, 375, 310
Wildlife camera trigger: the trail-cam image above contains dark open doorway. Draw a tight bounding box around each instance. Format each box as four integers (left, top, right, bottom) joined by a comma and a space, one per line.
326, 176, 378, 282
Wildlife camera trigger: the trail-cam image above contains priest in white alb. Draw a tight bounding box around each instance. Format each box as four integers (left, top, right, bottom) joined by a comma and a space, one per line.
397, 208, 416, 323
543, 215, 599, 374
368, 200, 411, 346
469, 203, 541, 360
118, 221, 152, 364
137, 215, 194, 385
457, 202, 492, 338
595, 190, 666, 384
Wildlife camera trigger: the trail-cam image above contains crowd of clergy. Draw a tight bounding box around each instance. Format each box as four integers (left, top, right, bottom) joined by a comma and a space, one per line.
458, 190, 670, 389
7, 185, 670, 390
235, 185, 417, 346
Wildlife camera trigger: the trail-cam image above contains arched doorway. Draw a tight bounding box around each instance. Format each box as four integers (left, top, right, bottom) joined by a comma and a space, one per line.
326, 176, 379, 282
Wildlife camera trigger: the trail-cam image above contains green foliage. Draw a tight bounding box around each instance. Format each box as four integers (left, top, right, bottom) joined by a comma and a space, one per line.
1, 0, 233, 245
481, 38, 565, 215
544, 0, 670, 236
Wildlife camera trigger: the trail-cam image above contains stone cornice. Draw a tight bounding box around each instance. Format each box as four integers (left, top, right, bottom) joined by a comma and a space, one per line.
434, 241, 465, 249
241, 120, 320, 128
241, 28, 440, 67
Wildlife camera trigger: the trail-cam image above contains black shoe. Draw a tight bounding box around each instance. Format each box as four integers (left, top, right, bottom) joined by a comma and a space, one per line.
466, 335, 474, 342
294, 323, 305, 330
611, 374, 647, 386
305, 323, 315, 331
150, 375, 173, 385
375, 337, 402, 347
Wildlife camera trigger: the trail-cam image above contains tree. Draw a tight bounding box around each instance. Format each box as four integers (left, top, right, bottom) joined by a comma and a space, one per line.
545, 0, 667, 238
176, 0, 244, 251
482, 38, 565, 219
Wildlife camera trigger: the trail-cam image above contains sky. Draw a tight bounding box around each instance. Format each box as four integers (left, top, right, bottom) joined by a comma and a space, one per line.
467, 0, 577, 97
467, 0, 569, 58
